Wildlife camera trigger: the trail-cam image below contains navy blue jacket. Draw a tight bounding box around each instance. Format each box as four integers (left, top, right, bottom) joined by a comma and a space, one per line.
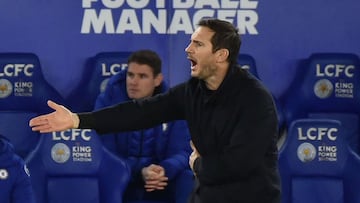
0, 135, 36, 203
94, 69, 192, 181
80, 65, 280, 203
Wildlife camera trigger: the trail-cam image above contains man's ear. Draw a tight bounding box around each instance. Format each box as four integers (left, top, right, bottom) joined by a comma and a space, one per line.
154, 73, 163, 87
216, 48, 229, 63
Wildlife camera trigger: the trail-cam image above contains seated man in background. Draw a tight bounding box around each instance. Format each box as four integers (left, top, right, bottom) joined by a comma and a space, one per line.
0, 134, 36, 203
95, 50, 193, 203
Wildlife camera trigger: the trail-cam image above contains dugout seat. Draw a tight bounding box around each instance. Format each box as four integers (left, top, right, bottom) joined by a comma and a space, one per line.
238, 53, 259, 77
0, 53, 64, 158
238, 54, 285, 133
65, 52, 132, 112
281, 53, 360, 152
26, 129, 131, 203
279, 119, 360, 203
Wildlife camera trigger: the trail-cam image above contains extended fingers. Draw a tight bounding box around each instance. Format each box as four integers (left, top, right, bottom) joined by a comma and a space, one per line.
29, 115, 46, 127
47, 100, 60, 110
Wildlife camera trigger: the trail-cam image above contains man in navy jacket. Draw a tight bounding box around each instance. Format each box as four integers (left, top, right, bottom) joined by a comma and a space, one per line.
30, 19, 281, 203
94, 50, 193, 203
0, 134, 36, 203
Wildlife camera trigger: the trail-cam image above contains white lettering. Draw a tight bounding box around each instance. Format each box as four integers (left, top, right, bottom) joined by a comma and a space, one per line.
73, 145, 92, 153
52, 129, 92, 141
156, 0, 165, 8
335, 82, 353, 89
14, 82, 32, 88
81, 9, 115, 34
297, 127, 338, 141
80, 0, 260, 35
0, 64, 34, 77
168, 10, 193, 34
101, 63, 126, 76
318, 145, 337, 152
116, 9, 141, 33
237, 10, 258, 34
82, 0, 98, 8
142, 10, 167, 34
316, 64, 355, 78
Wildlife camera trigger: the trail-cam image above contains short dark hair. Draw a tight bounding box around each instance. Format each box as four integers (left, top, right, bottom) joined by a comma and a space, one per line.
127, 50, 162, 76
198, 18, 241, 66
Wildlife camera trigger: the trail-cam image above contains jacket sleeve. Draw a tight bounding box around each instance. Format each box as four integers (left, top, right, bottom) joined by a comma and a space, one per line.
12, 163, 36, 203
159, 120, 192, 180
79, 84, 187, 134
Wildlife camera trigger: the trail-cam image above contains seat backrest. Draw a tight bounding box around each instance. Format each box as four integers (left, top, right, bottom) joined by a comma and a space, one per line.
238, 53, 285, 132
281, 53, 360, 151
279, 118, 360, 203
238, 53, 259, 77
65, 52, 132, 112
26, 129, 130, 203
0, 53, 65, 158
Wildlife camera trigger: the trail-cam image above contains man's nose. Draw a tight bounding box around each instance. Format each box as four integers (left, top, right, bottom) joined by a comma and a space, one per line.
129, 77, 138, 84
185, 44, 192, 53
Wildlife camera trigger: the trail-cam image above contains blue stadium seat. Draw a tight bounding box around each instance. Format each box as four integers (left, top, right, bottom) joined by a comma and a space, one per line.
0, 53, 64, 158
238, 54, 285, 133
65, 52, 132, 112
281, 53, 360, 152
238, 53, 259, 77
26, 129, 131, 203
279, 119, 360, 203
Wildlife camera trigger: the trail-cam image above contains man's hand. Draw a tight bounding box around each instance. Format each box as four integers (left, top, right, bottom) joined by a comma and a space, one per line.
29, 100, 79, 133
142, 164, 169, 192
189, 141, 200, 175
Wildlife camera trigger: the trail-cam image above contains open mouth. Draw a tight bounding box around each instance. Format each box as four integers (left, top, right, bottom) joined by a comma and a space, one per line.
188, 57, 197, 70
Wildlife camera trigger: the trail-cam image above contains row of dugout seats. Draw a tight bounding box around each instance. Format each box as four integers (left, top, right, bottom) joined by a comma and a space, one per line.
237, 52, 360, 202
0, 52, 285, 159
0, 52, 133, 158
239, 52, 360, 202
0, 51, 359, 202
278, 53, 360, 203
0, 52, 194, 203
0, 53, 132, 203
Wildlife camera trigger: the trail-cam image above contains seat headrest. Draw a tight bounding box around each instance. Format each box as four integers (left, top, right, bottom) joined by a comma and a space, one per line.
283, 53, 360, 123
35, 129, 103, 175
238, 54, 259, 77
0, 53, 63, 112
65, 52, 132, 111
280, 119, 348, 175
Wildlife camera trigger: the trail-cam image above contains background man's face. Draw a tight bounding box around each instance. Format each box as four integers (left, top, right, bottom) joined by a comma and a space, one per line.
126, 62, 162, 99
